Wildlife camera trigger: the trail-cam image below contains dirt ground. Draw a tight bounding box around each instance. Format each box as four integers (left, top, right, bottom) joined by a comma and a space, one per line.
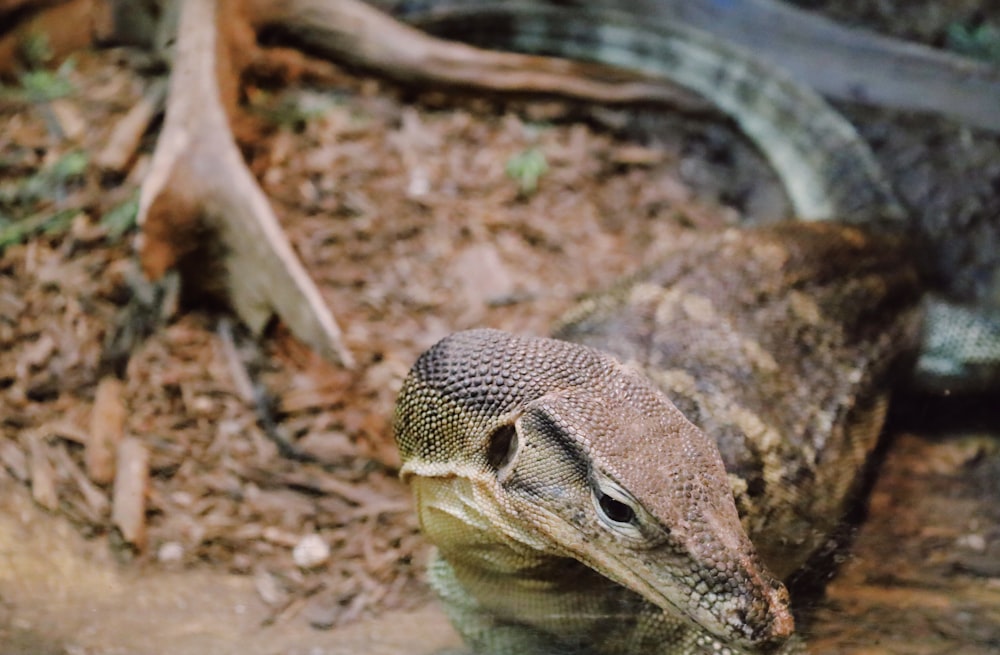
1, 2, 999, 654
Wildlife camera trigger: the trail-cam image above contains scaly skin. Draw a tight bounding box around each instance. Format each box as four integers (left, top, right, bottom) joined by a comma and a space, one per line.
384, 4, 997, 653
396, 328, 797, 654
394, 224, 921, 655
555, 222, 922, 578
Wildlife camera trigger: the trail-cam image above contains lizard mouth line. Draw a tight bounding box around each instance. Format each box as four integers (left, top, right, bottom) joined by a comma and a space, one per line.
584, 546, 787, 649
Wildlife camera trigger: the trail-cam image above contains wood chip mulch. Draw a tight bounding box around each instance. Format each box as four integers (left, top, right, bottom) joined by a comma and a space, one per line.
1, 47, 738, 628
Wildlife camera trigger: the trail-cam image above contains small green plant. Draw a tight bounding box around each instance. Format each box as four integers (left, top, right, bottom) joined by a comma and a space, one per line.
505, 147, 549, 195
0, 57, 76, 105
250, 88, 340, 130
0, 35, 89, 251
0, 208, 78, 249
946, 22, 1000, 63
0, 150, 88, 206
19, 30, 54, 68
0, 44, 76, 141
18, 69, 73, 102
0, 150, 90, 249
100, 194, 140, 242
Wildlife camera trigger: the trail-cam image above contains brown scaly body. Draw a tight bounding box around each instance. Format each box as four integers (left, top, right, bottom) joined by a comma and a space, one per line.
555, 222, 923, 579
396, 328, 796, 655
394, 223, 921, 655
384, 3, 979, 654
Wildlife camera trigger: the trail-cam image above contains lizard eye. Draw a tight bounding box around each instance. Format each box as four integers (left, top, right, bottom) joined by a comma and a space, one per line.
592, 477, 642, 537
485, 423, 519, 479
597, 493, 636, 524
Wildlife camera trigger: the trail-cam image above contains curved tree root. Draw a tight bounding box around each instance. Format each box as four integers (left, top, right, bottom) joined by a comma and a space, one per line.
137, 0, 356, 366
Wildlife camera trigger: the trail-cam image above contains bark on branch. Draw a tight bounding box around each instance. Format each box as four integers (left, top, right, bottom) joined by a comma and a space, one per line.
246, 0, 706, 109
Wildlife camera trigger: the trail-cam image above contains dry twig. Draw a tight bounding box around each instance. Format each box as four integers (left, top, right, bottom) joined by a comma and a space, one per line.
112, 436, 150, 549
95, 77, 168, 173
87, 375, 126, 485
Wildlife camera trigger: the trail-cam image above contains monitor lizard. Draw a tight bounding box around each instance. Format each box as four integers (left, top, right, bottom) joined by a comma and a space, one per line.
389, 3, 998, 654
394, 221, 919, 655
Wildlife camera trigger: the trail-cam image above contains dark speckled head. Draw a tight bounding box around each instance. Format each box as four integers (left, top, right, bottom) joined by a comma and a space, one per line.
394, 328, 794, 651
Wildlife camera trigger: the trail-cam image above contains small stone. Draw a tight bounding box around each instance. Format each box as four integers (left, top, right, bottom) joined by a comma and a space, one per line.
254, 569, 288, 607
293, 533, 330, 568
958, 533, 987, 553
157, 541, 184, 563
302, 594, 341, 630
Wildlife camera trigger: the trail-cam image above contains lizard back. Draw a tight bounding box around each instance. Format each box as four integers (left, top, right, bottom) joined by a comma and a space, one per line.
556, 221, 924, 577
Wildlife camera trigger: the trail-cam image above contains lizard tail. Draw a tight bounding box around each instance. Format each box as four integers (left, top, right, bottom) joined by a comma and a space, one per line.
387, 0, 902, 222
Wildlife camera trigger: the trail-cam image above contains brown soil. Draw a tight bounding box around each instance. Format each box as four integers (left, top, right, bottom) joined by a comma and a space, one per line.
1, 4, 999, 654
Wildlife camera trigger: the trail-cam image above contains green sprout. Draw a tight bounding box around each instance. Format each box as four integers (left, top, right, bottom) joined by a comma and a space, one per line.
946, 22, 1000, 63
0, 208, 78, 249
19, 31, 54, 68
0, 150, 88, 206
0, 151, 90, 249
505, 147, 549, 196
250, 89, 340, 130
100, 194, 140, 242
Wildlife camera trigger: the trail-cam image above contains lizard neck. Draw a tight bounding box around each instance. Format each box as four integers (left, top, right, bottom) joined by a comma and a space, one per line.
409, 473, 559, 579
409, 474, 635, 617
411, 468, 798, 653
409, 474, 696, 655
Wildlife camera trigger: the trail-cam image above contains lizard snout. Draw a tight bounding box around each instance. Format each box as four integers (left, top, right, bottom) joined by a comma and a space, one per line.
728, 567, 795, 650
753, 581, 795, 649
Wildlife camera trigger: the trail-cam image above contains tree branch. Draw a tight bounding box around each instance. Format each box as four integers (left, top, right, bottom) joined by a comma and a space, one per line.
138, 0, 354, 367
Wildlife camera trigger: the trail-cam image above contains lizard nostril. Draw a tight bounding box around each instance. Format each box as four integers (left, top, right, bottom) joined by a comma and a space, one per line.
766, 589, 795, 641
733, 574, 794, 647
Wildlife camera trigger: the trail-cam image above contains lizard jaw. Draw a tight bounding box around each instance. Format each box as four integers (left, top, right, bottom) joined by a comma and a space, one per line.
564, 533, 795, 651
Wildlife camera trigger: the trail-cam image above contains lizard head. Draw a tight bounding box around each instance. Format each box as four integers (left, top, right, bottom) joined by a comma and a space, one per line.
396, 329, 794, 651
